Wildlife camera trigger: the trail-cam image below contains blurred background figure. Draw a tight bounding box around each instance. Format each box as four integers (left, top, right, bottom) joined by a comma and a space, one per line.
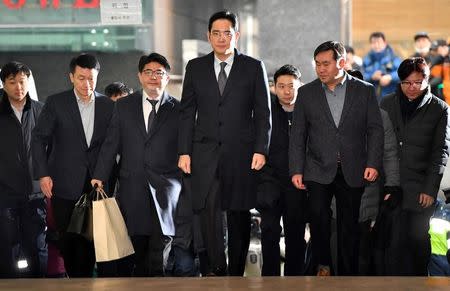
363, 32, 402, 101
430, 39, 450, 103
344, 46, 362, 72
104, 81, 133, 102
412, 32, 432, 64
428, 193, 450, 276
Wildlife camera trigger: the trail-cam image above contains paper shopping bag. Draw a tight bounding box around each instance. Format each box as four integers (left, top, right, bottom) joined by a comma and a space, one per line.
93, 188, 134, 262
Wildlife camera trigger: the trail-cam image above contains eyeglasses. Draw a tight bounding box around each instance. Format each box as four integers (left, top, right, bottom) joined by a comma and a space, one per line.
210, 30, 233, 39
400, 80, 424, 88
142, 69, 166, 78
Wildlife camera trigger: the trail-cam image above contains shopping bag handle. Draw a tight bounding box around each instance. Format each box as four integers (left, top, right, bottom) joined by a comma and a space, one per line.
95, 187, 109, 201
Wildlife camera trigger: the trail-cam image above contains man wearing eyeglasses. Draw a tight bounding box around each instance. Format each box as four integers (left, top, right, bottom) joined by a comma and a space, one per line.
380, 57, 450, 275
178, 10, 271, 276
91, 53, 185, 277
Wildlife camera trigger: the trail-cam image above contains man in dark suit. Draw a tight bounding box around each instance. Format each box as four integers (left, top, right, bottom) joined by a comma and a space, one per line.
91, 53, 182, 277
32, 54, 114, 277
289, 41, 384, 276
178, 10, 271, 276
257, 64, 307, 276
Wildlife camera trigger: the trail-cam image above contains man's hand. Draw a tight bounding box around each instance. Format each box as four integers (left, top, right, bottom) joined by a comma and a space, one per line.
372, 70, 382, 81
292, 174, 306, 190
91, 179, 103, 189
419, 193, 434, 208
251, 153, 266, 170
40, 176, 53, 198
364, 167, 378, 182
380, 74, 392, 86
178, 155, 191, 174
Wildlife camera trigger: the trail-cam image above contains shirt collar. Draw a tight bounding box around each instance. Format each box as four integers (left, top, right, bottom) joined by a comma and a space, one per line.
142, 89, 162, 103
74, 89, 95, 104
321, 72, 347, 90
214, 53, 234, 68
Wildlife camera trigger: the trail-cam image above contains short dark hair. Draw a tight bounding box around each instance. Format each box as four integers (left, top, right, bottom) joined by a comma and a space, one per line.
344, 45, 355, 54
314, 41, 346, 61
397, 57, 430, 81
0, 61, 31, 82
273, 64, 301, 84
69, 53, 100, 74
370, 32, 386, 42
138, 52, 171, 73
208, 10, 239, 32
104, 82, 133, 98
347, 69, 364, 81
414, 32, 430, 42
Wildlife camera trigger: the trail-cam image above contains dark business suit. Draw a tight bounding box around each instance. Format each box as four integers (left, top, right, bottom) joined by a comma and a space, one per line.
179, 50, 271, 275
32, 89, 114, 277
289, 74, 384, 275
94, 91, 182, 276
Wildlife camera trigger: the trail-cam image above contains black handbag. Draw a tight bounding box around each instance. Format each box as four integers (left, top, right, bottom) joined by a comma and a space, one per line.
66, 188, 95, 241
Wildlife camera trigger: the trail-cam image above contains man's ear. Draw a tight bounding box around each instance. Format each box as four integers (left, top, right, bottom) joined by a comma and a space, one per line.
336, 57, 345, 69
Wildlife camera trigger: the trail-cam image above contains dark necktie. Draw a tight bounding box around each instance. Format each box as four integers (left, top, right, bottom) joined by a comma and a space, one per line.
218, 61, 227, 95
147, 98, 158, 133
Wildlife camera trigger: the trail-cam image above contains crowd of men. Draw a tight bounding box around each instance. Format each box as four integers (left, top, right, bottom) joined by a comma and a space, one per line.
1, 10, 450, 279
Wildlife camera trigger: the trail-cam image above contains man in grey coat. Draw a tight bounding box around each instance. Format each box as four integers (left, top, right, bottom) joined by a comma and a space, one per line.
289, 41, 384, 275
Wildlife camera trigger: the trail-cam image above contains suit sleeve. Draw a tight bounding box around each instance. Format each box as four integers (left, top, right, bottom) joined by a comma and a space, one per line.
178, 60, 197, 155
423, 106, 450, 198
93, 103, 121, 182
31, 95, 56, 179
289, 87, 307, 176
365, 85, 384, 171
253, 60, 271, 156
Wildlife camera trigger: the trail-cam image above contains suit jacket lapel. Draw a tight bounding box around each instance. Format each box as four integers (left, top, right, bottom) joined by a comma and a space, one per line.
147, 92, 173, 141
132, 91, 148, 140
67, 90, 88, 150
338, 76, 356, 129
220, 49, 241, 100
90, 92, 104, 148
204, 53, 222, 100
315, 80, 337, 129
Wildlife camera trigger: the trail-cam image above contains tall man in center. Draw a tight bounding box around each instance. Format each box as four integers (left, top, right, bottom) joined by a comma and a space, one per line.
289, 41, 384, 275
178, 10, 271, 276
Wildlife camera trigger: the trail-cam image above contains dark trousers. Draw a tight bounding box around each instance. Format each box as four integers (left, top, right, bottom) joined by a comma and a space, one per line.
396, 209, 432, 276
307, 166, 364, 275
0, 200, 43, 278
98, 187, 164, 278
259, 185, 306, 276
30, 198, 48, 276
196, 178, 251, 276
52, 196, 96, 278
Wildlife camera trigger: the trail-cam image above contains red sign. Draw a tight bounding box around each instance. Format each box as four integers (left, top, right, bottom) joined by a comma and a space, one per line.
3, 0, 100, 9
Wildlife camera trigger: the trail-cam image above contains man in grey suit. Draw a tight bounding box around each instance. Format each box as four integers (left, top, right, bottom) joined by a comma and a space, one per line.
178, 10, 271, 276
289, 41, 384, 276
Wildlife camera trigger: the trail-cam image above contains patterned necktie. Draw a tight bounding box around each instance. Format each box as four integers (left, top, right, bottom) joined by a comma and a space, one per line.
147, 98, 158, 133
218, 61, 227, 95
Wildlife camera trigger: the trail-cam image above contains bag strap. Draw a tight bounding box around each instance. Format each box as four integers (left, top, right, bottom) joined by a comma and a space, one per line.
95, 187, 109, 201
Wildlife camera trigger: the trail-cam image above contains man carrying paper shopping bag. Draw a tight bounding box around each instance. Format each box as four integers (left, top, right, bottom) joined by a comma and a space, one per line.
92, 53, 182, 277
